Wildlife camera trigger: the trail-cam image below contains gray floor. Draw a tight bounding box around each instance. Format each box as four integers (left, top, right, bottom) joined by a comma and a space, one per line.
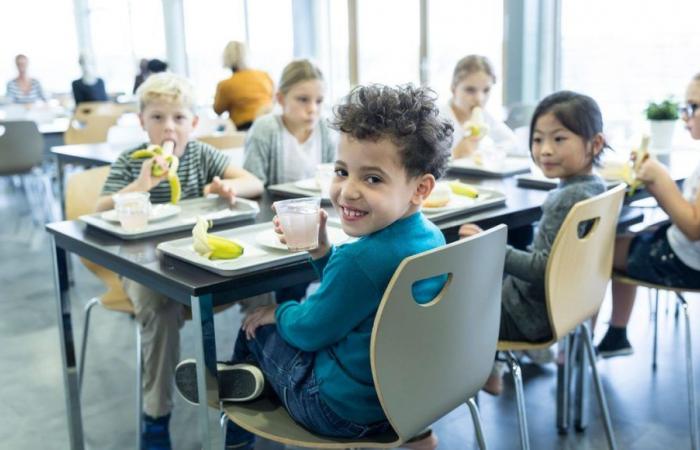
1, 175, 697, 450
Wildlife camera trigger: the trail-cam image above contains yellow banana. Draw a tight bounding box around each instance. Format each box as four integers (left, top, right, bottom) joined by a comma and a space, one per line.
625, 135, 650, 197
463, 107, 489, 138
167, 155, 181, 204
448, 180, 479, 198
192, 217, 244, 260
131, 149, 156, 159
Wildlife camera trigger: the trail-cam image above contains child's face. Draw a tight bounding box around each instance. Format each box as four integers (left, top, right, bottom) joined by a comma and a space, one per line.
683, 81, 700, 140
531, 112, 601, 180
330, 134, 433, 237
451, 71, 493, 113
278, 79, 324, 133
139, 100, 198, 156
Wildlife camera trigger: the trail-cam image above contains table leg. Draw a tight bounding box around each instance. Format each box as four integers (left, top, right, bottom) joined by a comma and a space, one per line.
55, 155, 65, 220
191, 294, 224, 450
50, 236, 84, 450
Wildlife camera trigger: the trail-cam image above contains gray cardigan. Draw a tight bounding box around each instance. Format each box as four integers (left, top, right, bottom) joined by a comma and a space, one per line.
502, 174, 606, 341
243, 114, 336, 186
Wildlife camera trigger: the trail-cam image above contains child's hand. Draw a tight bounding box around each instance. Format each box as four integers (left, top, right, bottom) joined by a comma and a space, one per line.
635, 158, 669, 186
242, 305, 278, 339
204, 176, 237, 205
458, 223, 483, 239
136, 157, 169, 190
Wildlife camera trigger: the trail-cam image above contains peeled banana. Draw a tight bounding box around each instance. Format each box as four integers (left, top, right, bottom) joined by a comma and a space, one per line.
463, 107, 489, 139
192, 216, 244, 260
131, 141, 181, 204
624, 135, 650, 196
448, 180, 479, 198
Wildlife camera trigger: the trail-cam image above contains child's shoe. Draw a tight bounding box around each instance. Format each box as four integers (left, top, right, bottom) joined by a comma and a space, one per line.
142, 413, 171, 450
596, 326, 633, 358
174, 359, 265, 405
403, 429, 438, 450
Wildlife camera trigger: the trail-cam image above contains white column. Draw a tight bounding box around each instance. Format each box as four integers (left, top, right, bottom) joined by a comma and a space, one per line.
161, 0, 189, 76
73, 0, 94, 57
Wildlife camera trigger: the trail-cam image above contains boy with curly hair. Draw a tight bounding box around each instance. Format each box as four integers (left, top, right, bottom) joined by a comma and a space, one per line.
175, 84, 453, 449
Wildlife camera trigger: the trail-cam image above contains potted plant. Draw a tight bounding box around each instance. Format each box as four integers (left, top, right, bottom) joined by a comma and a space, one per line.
645, 97, 679, 151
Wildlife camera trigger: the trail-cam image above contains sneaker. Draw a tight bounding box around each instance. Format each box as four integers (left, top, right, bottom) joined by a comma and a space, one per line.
175, 359, 265, 405
142, 413, 171, 450
596, 329, 634, 358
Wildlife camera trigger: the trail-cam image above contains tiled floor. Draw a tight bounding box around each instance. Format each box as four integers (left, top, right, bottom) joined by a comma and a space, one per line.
1, 176, 697, 449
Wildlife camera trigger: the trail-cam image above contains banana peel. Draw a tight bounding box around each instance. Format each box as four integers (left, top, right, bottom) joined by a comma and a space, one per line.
192, 216, 244, 260
623, 136, 650, 196
131, 142, 181, 204
463, 106, 489, 139
448, 180, 479, 198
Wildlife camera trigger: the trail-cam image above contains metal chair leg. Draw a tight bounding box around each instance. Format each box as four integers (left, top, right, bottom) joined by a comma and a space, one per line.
653, 289, 659, 371
78, 297, 100, 393
677, 294, 699, 450
581, 323, 617, 450
467, 396, 488, 450
505, 351, 530, 450
220, 414, 229, 450
136, 321, 143, 450
575, 326, 590, 432
556, 334, 571, 434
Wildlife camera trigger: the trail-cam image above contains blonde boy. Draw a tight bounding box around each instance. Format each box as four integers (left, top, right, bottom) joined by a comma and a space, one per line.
96, 73, 265, 449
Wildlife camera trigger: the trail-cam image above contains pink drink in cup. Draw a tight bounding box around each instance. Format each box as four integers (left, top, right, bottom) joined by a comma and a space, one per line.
114, 192, 151, 231
274, 197, 321, 252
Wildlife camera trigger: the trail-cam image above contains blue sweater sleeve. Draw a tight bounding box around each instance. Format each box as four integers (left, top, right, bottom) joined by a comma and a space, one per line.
275, 248, 380, 352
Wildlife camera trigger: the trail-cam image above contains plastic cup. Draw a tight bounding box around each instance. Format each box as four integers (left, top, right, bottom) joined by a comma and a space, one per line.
114, 192, 151, 231
273, 197, 321, 252
315, 164, 335, 199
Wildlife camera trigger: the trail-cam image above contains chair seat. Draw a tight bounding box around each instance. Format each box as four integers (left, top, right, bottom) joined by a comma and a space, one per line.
613, 271, 700, 294
222, 397, 400, 449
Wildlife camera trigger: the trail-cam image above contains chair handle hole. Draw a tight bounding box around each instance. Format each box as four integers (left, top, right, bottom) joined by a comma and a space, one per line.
411, 272, 451, 306
577, 217, 600, 239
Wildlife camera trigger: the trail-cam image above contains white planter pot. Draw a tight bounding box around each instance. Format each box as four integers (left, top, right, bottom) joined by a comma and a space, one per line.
648, 120, 676, 152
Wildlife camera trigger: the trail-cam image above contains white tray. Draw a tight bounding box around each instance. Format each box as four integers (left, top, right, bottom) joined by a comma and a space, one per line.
157, 221, 352, 276
268, 180, 331, 203
421, 184, 506, 222
80, 196, 260, 240
449, 156, 531, 177
516, 173, 623, 190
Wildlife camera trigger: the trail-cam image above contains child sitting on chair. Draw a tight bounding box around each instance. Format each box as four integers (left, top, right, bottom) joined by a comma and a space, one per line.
597, 73, 700, 357
174, 84, 453, 450
459, 91, 609, 394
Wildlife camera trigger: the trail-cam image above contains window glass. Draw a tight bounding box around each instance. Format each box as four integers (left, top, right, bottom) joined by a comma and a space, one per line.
246, 0, 294, 86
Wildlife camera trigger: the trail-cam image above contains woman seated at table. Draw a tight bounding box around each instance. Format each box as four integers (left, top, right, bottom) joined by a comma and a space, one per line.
213, 41, 274, 131
71, 54, 108, 105
6, 54, 46, 104
441, 54, 520, 158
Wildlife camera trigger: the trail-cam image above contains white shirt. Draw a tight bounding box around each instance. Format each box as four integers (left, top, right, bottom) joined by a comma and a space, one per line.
279, 116, 323, 183
667, 162, 700, 270
440, 102, 523, 156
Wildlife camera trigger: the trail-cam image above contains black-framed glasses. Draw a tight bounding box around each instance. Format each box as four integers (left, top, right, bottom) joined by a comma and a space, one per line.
680, 102, 700, 117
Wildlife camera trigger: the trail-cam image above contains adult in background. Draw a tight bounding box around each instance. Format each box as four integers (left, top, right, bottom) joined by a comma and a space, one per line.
147, 59, 168, 75
6, 54, 46, 104
71, 54, 108, 105
213, 41, 274, 131
133, 58, 149, 94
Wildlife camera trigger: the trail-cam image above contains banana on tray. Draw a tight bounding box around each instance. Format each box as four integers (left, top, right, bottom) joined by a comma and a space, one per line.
192, 216, 244, 260
448, 180, 479, 198
131, 141, 181, 204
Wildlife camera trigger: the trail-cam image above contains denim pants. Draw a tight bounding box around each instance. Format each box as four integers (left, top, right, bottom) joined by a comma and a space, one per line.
225, 325, 390, 448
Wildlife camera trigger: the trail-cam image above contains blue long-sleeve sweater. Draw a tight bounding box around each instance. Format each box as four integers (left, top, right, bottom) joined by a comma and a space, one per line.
274, 211, 445, 424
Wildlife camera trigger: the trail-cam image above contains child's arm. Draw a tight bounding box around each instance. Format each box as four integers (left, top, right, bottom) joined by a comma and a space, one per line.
95, 157, 169, 212
203, 164, 264, 203
504, 246, 548, 283
638, 159, 700, 240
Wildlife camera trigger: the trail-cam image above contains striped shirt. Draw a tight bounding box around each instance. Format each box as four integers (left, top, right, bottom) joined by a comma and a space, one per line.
6, 78, 46, 104
101, 141, 231, 204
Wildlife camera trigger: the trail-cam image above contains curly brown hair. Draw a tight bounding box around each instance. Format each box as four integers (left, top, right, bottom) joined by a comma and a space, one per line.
331, 84, 453, 179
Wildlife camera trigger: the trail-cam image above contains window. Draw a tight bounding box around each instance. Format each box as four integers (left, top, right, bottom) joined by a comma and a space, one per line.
561, 0, 700, 143
246, 0, 294, 86
428, 0, 505, 112
1, 0, 79, 96
316, 0, 350, 109
357, 0, 420, 86
88, 0, 166, 95
183, 0, 247, 106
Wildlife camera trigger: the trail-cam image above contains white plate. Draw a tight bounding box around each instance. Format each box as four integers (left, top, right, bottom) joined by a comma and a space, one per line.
294, 178, 320, 191
422, 194, 478, 214
254, 226, 351, 252
101, 204, 181, 223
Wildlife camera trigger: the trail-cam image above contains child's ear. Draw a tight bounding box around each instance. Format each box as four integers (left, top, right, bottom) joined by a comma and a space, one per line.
192, 115, 199, 129
411, 174, 436, 206
590, 133, 605, 157
138, 112, 145, 129
276, 92, 285, 108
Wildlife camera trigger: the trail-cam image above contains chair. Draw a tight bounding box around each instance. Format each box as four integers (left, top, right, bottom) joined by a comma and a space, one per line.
220, 224, 508, 449
497, 183, 626, 450
73, 101, 125, 122
64, 115, 120, 145
197, 131, 246, 150
64, 166, 143, 448
612, 272, 700, 449
0, 120, 57, 228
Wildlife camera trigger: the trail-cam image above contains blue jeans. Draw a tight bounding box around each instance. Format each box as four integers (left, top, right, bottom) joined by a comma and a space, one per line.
225, 325, 390, 448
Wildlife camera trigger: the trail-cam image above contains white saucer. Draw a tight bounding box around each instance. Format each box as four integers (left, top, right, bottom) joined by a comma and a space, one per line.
254, 227, 350, 252
101, 204, 181, 223
294, 178, 320, 192
422, 194, 478, 213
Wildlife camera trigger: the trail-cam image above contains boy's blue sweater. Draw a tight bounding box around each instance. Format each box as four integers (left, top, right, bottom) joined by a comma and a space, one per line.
275, 212, 445, 424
